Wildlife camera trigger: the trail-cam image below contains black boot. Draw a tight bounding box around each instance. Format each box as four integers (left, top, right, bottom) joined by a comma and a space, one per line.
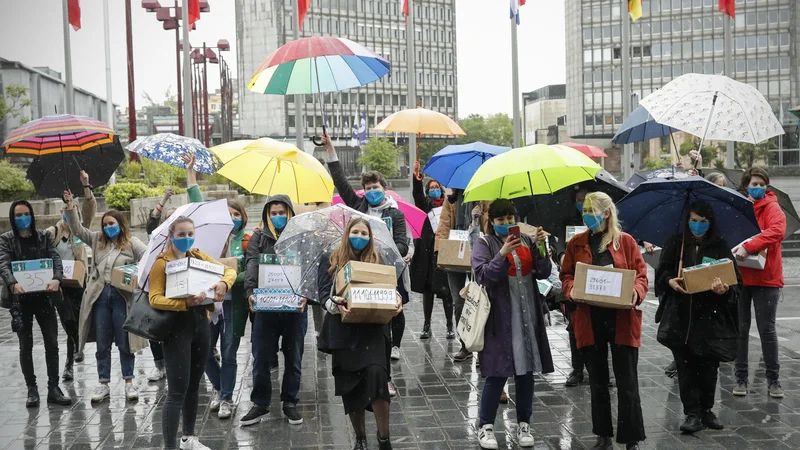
62, 362, 74, 382
419, 324, 432, 339
665, 360, 678, 378
377, 434, 392, 450
679, 414, 705, 433
565, 370, 584, 387
47, 386, 72, 406
626, 443, 641, 450
26, 386, 39, 408
445, 327, 456, 340
590, 437, 613, 450
702, 410, 724, 430
74, 351, 84, 363
353, 436, 368, 450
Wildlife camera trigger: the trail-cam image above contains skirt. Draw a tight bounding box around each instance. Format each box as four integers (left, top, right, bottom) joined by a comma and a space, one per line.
332, 330, 390, 414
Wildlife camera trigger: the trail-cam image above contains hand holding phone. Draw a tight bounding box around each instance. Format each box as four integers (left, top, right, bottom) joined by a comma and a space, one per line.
508, 225, 521, 240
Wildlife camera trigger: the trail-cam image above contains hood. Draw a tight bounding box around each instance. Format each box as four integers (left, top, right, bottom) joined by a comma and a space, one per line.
753, 190, 779, 214
262, 194, 295, 240
9, 200, 36, 237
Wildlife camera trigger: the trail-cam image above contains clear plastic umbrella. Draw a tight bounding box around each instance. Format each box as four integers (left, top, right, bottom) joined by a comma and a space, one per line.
274, 204, 410, 303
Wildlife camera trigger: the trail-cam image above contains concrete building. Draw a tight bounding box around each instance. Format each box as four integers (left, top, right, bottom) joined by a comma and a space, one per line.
523, 84, 567, 145
235, 0, 458, 150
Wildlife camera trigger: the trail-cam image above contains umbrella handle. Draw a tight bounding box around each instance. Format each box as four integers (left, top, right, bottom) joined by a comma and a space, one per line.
311, 125, 327, 147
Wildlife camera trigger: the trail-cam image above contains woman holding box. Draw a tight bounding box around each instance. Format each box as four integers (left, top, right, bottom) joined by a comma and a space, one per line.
317, 218, 402, 450
148, 216, 236, 450
63, 190, 147, 403
560, 192, 647, 450
655, 200, 741, 433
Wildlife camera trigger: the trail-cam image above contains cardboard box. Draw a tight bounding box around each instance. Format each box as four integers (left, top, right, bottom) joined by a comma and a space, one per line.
565, 226, 588, 242
572, 262, 636, 309
61, 260, 86, 288
734, 239, 767, 270
437, 239, 472, 272
111, 264, 138, 293
537, 279, 553, 297
340, 283, 397, 324
254, 254, 302, 311
682, 258, 738, 294
638, 246, 663, 268
448, 230, 470, 241
11, 259, 54, 293
164, 257, 224, 299
252, 287, 301, 312
219, 256, 241, 273
335, 261, 397, 295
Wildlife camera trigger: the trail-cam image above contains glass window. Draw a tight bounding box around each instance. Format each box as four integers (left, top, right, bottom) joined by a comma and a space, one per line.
758, 35, 768, 49
736, 60, 746, 74
595, 114, 604, 126
662, 0, 671, 11
642, 23, 651, 36
714, 16, 723, 29
632, 24, 640, 37
603, 70, 612, 83
746, 36, 756, 49
633, 46, 642, 57
663, 42, 672, 56
694, 0, 703, 7
780, 10, 790, 24
603, 92, 612, 105
601, 4, 610, 20
683, 41, 692, 57
582, 6, 591, 20
781, 33, 790, 47
780, 80, 790, 95
715, 39, 723, 53
704, 40, 713, 53
693, 62, 703, 73
781, 56, 790, 70
585, 93, 593, 106
602, 48, 612, 61
652, 43, 662, 57
662, 20, 671, 33
613, 47, 622, 60
615, 114, 623, 125
694, 18, 703, 32
594, 71, 603, 83
704, 17, 713, 30
642, 66, 651, 80
652, 21, 661, 34
704, 61, 713, 74
594, 92, 603, 105
613, 68, 621, 82
683, 0, 692, 8
584, 50, 592, 63
653, 66, 662, 79
592, 6, 600, 19
694, 40, 703, 56
769, 10, 779, 24
715, 61, 723, 74
673, 64, 682, 77
632, 68, 641, 80
585, 115, 594, 126
735, 37, 745, 51
757, 11, 767, 25
769, 34, 779, 49
602, 26, 611, 40
643, 45, 652, 57
758, 58, 768, 73
672, 0, 681, 10
746, 13, 755, 26
747, 59, 756, 72
612, 5, 620, 18
605, 114, 614, 126
584, 70, 592, 84
613, 91, 622, 104
612, 26, 621, 38
769, 81, 778, 96
594, 48, 603, 61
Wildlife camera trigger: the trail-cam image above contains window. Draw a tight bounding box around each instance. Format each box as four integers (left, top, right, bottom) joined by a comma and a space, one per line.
613, 68, 621, 82
585, 115, 594, 126
613, 91, 622, 104
653, 66, 662, 79
663, 42, 671, 56
603, 70, 612, 83
758, 35, 767, 49
585, 93, 593, 106
704, 61, 713, 74
736, 60, 746, 74
447, 97, 453, 108
584, 50, 592, 63
643, 45, 652, 57
613, 47, 622, 60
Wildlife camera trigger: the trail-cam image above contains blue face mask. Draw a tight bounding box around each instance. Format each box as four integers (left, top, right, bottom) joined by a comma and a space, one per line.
493, 223, 513, 237
231, 218, 243, 232
688, 220, 710, 237
576, 202, 584, 214
365, 189, 385, 206
583, 213, 605, 231
172, 236, 195, 252
270, 215, 287, 230
104, 224, 121, 239
428, 189, 442, 199
349, 236, 370, 251
14, 215, 32, 230
748, 186, 766, 200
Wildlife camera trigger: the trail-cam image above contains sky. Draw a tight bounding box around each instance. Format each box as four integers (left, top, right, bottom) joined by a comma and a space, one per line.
0, 0, 566, 118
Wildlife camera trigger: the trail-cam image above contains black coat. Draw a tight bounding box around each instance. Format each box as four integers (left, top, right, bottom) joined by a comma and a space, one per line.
0, 229, 64, 308
655, 233, 741, 361
409, 176, 450, 298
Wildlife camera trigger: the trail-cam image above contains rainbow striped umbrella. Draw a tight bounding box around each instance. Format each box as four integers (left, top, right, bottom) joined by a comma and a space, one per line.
1, 114, 116, 156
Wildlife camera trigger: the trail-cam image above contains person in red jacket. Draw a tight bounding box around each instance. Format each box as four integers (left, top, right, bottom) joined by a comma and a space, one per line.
560, 192, 648, 450
732, 167, 786, 399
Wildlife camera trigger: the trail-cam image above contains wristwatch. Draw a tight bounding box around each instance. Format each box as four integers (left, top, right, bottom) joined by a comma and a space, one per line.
83, 184, 93, 190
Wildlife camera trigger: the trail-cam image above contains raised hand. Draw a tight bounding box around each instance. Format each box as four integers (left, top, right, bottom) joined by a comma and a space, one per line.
79, 170, 89, 186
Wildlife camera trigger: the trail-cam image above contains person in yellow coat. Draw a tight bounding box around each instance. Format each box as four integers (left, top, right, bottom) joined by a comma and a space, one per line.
148, 216, 236, 450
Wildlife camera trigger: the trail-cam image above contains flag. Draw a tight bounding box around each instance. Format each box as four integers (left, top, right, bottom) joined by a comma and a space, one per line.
68, 0, 81, 31
188, 0, 200, 25
401, 0, 408, 17
510, 0, 526, 24
299, 0, 312, 29
628, 0, 642, 21
358, 111, 367, 145
719, 0, 735, 17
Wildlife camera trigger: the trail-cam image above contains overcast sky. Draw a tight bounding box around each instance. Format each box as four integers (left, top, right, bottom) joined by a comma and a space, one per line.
0, 0, 565, 117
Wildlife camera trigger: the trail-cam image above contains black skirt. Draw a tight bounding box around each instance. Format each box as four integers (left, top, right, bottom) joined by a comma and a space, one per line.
332, 328, 390, 414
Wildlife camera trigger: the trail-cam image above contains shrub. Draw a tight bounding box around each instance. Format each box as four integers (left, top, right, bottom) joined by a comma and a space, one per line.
120, 160, 142, 181
0, 160, 35, 202
358, 138, 400, 178
105, 182, 149, 210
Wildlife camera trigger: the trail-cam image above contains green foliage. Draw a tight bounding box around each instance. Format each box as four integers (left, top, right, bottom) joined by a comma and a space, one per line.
118, 158, 187, 187
678, 139, 719, 166
120, 160, 142, 181
642, 156, 669, 170
453, 113, 513, 148
0, 160, 34, 201
713, 159, 725, 169
358, 138, 401, 178
0, 84, 32, 125
105, 182, 149, 210
205, 172, 232, 187
735, 141, 775, 169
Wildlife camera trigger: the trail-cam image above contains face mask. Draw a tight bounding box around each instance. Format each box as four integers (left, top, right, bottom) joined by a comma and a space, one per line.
270, 215, 287, 230
231, 218, 243, 232
62, 214, 68, 224
349, 236, 369, 251
172, 236, 195, 252
583, 213, 605, 231
365, 189, 385, 206
14, 215, 32, 230
428, 189, 442, 199
104, 224, 121, 239
748, 187, 766, 200
493, 223, 513, 237
576, 202, 584, 214
688, 220, 710, 237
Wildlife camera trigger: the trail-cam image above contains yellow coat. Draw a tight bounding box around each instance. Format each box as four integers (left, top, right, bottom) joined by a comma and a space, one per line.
148, 248, 237, 312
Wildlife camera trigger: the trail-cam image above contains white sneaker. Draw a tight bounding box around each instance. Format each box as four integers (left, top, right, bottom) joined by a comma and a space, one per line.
91, 384, 110, 403
124, 383, 139, 401
218, 400, 233, 419
517, 422, 535, 447
209, 390, 220, 411
179, 436, 211, 450
478, 424, 499, 450
147, 367, 166, 382
390, 346, 401, 361
388, 382, 397, 398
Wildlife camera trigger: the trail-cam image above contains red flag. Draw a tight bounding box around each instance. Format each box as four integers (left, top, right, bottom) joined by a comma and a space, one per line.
68, 0, 81, 31
188, 0, 200, 25
719, 0, 735, 17
298, 0, 312, 29
402, 0, 408, 16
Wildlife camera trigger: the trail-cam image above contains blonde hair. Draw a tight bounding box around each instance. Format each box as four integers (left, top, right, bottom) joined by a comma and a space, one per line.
328, 218, 382, 275
585, 192, 621, 252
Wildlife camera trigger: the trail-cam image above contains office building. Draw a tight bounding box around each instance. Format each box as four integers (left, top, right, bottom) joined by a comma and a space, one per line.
523, 84, 567, 145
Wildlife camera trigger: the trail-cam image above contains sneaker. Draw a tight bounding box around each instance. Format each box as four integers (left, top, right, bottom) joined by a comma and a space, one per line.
388, 382, 397, 398
478, 424, 498, 450
62, 363, 74, 382
210, 390, 220, 411
390, 346, 401, 361
213, 347, 221, 363
445, 328, 456, 340
516, 422, 534, 447
565, 370, 584, 387
91, 384, 110, 402
218, 400, 233, 419
125, 383, 139, 401
26, 386, 39, 408
240, 405, 269, 427
282, 402, 303, 425
179, 436, 211, 450
47, 385, 72, 406
420, 325, 432, 339
590, 437, 613, 450
679, 414, 705, 433
702, 410, 724, 430
147, 367, 166, 382
733, 381, 747, 396
452, 348, 473, 362
769, 381, 785, 399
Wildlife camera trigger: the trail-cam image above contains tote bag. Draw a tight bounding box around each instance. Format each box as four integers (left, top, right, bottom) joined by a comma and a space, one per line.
123, 286, 177, 342
456, 273, 491, 352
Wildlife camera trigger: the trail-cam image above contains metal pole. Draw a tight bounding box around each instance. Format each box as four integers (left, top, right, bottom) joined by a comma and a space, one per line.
202, 44, 210, 147
103, 0, 114, 126
511, 15, 521, 147
292, 0, 304, 150
181, 0, 193, 138
174, 1, 183, 135
125, 0, 136, 141
406, 0, 417, 182
621, 0, 632, 180
62, 0, 75, 114
724, 15, 735, 168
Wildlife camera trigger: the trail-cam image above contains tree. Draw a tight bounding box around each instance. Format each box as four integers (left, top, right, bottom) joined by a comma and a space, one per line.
358, 138, 400, 178
642, 155, 669, 170
735, 141, 774, 169
454, 113, 513, 147
678, 138, 719, 166
0, 84, 32, 125
142, 87, 177, 113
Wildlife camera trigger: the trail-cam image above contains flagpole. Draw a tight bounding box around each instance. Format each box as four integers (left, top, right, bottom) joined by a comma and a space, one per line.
61, 0, 74, 114
103, 0, 114, 127
293, 0, 305, 151
406, 0, 417, 182
511, 13, 521, 147
621, 0, 632, 180
724, 14, 735, 168
182, 0, 193, 138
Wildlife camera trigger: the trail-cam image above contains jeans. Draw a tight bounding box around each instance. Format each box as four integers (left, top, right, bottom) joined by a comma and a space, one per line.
205, 301, 242, 401
251, 311, 307, 407
162, 307, 209, 450
57, 287, 82, 364
479, 372, 534, 426
672, 346, 720, 415
447, 272, 467, 348
150, 341, 164, 369
94, 286, 134, 382
17, 294, 60, 388
735, 286, 781, 383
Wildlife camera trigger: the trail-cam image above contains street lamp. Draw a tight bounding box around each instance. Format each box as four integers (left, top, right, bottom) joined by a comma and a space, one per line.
187, 40, 230, 146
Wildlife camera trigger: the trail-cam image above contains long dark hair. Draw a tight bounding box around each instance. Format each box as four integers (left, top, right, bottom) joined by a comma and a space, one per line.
8, 200, 36, 237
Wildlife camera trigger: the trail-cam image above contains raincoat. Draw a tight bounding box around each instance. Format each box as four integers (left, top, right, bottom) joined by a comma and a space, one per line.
740, 191, 785, 288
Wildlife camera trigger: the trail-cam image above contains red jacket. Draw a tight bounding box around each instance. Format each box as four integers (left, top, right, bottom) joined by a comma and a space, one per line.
741, 191, 785, 288
560, 231, 649, 349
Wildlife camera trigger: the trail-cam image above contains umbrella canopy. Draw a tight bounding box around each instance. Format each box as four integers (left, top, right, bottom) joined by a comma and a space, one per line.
209, 138, 334, 204
626, 167, 689, 189
1, 114, 115, 155
273, 204, 409, 302
617, 177, 760, 248
423, 142, 510, 189
373, 107, 466, 136
248, 36, 390, 95
129, 133, 219, 175
463, 144, 602, 202
332, 189, 426, 239
137, 199, 234, 291
612, 105, 679, 145
560, 142, 608, 158
639, 73, 784, 144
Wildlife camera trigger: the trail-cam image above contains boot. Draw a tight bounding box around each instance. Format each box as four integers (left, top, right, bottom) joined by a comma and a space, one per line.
419, 324, 432, 339
565, 370, 584, 387
679, 414, 705, 433
62, 362, 74, 382
353, 436, 368, 450
590, 437, 613, 450
626, 443, 641, 450
377, 434, 392, 450
664, 360, 677, 378
47, 385, 72, 406
26, 386, 39, 408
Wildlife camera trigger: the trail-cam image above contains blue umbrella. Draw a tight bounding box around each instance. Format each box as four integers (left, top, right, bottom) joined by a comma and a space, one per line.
617, 177, 760, 248
612, 105, 678, 145
423, 142, 510, 189
129, 133, 220, 175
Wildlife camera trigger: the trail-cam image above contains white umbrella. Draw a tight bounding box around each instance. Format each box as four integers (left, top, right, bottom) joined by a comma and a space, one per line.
640, 73, 784, 147
137, 199, 234, 291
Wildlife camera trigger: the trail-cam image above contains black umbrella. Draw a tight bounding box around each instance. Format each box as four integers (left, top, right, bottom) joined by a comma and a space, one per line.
625, 167, 690, 189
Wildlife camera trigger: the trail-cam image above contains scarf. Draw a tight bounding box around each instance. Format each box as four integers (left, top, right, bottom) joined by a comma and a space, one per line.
368, 195, 399, 218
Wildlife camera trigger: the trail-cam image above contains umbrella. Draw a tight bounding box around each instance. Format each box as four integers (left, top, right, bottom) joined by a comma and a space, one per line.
617, 177, 761, 249
137, 199, 234, 291
422, 142, 510, 189
626, 167, 689, 189
332, 190, 426, 239
560, 142, 608, 158
129, 133, 220, 175
273, 204, 409, 302
209, 138, 334, 204
612, 105, 679, 145
463, 144, 602, 202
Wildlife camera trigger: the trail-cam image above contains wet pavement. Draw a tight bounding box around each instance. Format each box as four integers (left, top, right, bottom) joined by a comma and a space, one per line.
2, 272, 800, 449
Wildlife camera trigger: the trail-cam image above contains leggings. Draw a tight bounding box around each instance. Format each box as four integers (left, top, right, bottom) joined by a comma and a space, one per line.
422, 291, 454, 329
390, 311, 405, 348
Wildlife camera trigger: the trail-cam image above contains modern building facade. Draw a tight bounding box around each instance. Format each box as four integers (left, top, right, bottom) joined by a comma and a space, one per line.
235, 0, 458, 149
523, 84, 567, 145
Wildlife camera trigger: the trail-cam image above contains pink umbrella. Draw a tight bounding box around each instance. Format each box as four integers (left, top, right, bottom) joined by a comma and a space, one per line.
332, 190, 426, 239
560, 142, 609, 158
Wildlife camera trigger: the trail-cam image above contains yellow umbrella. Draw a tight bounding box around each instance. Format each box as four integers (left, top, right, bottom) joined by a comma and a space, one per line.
209, 138, 334, 204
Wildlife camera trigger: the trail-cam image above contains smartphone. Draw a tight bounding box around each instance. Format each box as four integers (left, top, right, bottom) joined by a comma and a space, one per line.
508, 225, 521, 240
